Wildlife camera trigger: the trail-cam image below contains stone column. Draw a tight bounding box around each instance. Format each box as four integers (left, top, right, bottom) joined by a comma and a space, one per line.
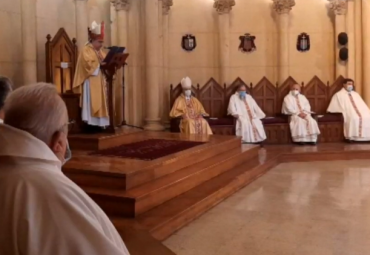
21, 0, 37, 84
161, 0, 173, 127
214, 0, 235, 86
272, 0, 295, 84
362, 0, 370, 104
144, 0, 165, 131
328, 0, 347, 78
346, 0, 355, 80
355, 0, 362, 95
75, 0, 89, 50
112, 0, 130, 124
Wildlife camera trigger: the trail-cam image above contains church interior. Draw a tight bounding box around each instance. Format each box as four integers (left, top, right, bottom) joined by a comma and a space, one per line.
3, 0, 370, 254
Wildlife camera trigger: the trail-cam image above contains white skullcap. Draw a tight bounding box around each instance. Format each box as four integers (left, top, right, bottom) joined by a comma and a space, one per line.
181, 77, 192, 89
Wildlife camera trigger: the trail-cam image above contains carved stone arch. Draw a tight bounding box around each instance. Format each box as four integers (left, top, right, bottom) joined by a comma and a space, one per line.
277, 76, 298, 113
169, 83, 199, 109
252, 77, 277, 116
303, 76, 328, 114
199, 78, 225, 117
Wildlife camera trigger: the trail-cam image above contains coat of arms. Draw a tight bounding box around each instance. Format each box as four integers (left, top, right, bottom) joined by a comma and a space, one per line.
238, 33, 256, 53
181, 34, 197, 52
297, 33, 310, 52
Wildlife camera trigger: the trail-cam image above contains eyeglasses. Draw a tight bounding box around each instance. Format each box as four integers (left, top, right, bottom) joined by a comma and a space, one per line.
67, 120, 75, 132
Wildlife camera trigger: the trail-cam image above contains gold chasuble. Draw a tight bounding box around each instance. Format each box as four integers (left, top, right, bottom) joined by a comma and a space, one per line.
170, 94, 213, 135
72, 43, 108, 119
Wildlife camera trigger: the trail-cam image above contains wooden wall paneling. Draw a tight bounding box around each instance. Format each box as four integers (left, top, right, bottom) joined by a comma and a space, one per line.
45, 28, 78, 94
252, 77, 277, 117
303, 76, 328, 114
199, 78, 225, 118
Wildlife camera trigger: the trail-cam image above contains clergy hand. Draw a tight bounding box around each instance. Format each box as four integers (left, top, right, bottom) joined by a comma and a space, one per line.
298, 113, 306, 118
182, 114, 188, 119
101, 62, 107, 66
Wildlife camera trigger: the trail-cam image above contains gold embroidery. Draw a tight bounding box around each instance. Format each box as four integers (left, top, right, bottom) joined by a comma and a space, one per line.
243, 99, 258, 142
185, 98, 202, 134
295, 96, 311, 136
348, 93, 362, 137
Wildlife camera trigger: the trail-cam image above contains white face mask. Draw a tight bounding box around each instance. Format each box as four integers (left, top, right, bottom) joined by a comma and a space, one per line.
291, 90, 299, 96
63, 140, 72, 165
184, 90, 192, 97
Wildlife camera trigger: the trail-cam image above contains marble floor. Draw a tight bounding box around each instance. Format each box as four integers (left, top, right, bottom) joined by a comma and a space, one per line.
164, 160, 370, 255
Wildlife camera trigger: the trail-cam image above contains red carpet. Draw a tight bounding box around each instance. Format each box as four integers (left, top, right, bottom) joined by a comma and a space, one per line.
89, 139, 205, 161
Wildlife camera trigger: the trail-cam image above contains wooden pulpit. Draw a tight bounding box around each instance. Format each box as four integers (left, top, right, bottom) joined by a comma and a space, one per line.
101, 49, 129, 133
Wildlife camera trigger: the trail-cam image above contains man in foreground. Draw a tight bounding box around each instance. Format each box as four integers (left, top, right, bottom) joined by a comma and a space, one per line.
327, 78, 370, 141
0, 83, 130, 255
73, 21, 109, 127
282, 83, 320, 144
170, 76, 213, 135
228, 84, 266, 143
0, 76, 12, 123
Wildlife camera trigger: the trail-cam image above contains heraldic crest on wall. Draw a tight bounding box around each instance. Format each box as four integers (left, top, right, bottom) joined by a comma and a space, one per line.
297, 33, 310, 52
181, 34, 197, 52
238, 33, 256, 53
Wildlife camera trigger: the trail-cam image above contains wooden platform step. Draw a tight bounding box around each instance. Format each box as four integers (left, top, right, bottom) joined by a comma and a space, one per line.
112, 218, 175, 255
65, 136, 242, 190
136, 149, 279, 241
84, 146, 260, 217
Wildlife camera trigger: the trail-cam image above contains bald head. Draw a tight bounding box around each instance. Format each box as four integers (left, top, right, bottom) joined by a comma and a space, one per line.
4, 83, 69, 162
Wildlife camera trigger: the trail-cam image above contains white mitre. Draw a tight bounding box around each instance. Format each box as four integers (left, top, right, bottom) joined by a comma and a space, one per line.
90, 21, 101, 35
181, 77, 192, 90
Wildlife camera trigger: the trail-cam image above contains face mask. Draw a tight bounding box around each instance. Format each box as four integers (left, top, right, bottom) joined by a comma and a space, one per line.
347, 85, 353, 92
239, 91, 247, 99
63, 140, 72, 165
184, 90, 192, 97
291, 90, 299, 96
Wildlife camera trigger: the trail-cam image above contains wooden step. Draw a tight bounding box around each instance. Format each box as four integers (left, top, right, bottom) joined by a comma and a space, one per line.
111, 218, 175, 255
136, 149, 280, 241
84, 146, 259, 217
65, 136, 241, 190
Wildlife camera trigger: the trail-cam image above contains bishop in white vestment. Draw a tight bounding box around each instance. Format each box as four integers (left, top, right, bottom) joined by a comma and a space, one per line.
327, 79, 370, 141
228, 85, 266, 143
282, 84, 320, 143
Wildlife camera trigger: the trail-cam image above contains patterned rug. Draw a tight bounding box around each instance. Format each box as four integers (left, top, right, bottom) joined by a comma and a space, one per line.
89, 139, 205, 161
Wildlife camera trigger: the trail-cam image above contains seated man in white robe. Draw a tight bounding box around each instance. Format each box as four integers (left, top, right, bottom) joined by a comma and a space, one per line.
282, 84, 320, 144
0, 76, 12, 123
228, 84, 266, 144
327, 78, 370, 141
0, 83, 130, 255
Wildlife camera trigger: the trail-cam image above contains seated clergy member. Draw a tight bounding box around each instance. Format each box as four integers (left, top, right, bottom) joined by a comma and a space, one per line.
169, 77, 213, 135
0, 76, 13, 123
228, 84, 266, 143
0, 83, 130, 255
327, 78, 370, 141
282, 84, 320, 144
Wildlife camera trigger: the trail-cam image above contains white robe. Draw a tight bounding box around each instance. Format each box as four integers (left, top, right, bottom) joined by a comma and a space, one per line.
228, 93, 266, 143
0, 124, 130, 255
82, 65, 110, 127
282, 93, 320, 142
327, 88, 370, 141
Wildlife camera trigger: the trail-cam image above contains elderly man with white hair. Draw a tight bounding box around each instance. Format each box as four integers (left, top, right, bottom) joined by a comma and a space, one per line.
0, 83, 130, 255
282, 83, 320, 144
170, 77, 213, 135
